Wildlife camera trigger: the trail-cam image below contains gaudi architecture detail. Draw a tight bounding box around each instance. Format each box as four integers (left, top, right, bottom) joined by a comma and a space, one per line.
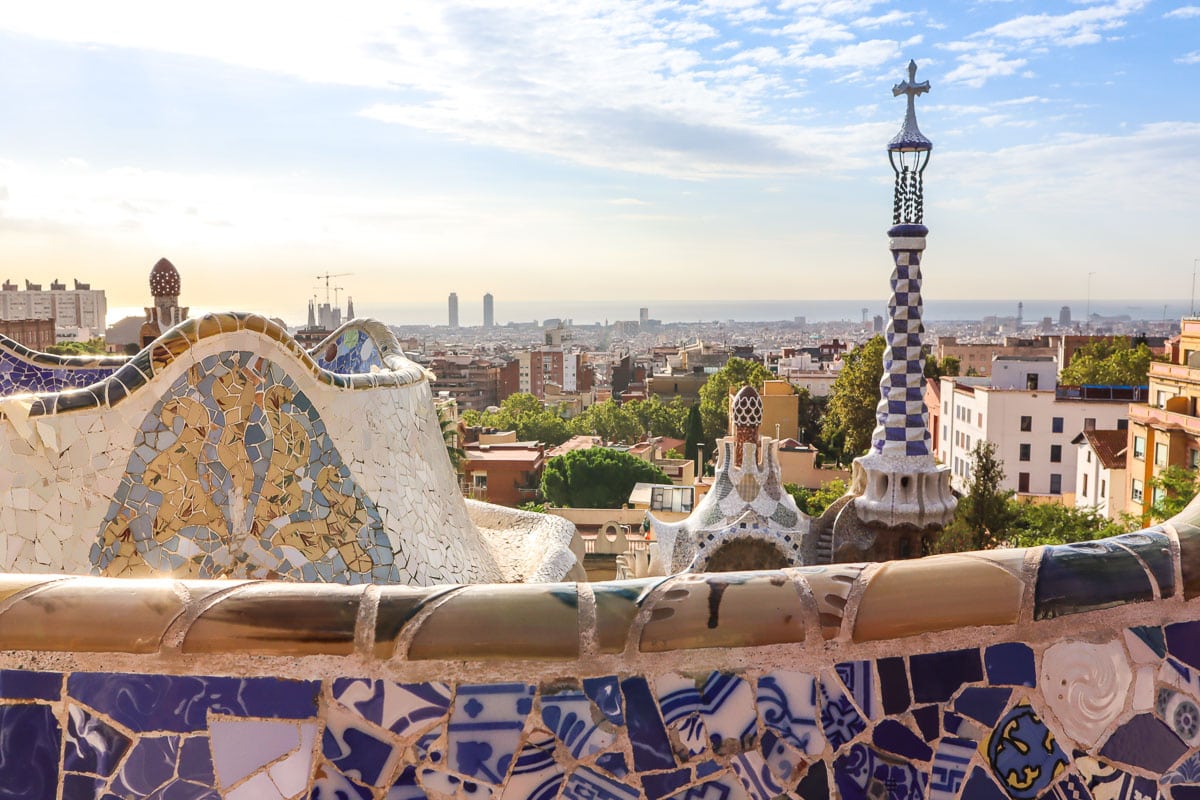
649, 386, 810, 572
846, 60, 956, 549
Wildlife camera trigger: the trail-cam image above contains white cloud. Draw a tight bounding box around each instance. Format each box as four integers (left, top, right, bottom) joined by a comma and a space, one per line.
1177, 51, 1200, 64
944, 50, 1029, 87
980, 0, 1147, 47
1164, 6, 1200, 18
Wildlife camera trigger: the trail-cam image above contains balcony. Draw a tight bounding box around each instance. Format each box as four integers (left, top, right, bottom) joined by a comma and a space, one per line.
1054, 385, 1148, 402
1128, 404, 1200, 437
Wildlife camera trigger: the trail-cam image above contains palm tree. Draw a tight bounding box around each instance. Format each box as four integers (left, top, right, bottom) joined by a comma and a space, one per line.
438, 406, 466, 472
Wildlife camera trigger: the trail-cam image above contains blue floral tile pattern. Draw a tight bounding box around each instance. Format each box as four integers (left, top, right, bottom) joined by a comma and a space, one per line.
448, 683, 535, 784
17, 620, 1200, 797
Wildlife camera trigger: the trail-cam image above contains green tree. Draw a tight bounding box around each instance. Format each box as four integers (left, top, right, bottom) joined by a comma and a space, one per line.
821, 336, 884, 461
1060, 339, 1153, 386
46, 338, 107, 356
697, 357, 774, 444
437, 406, 465, 472
571, 400, 642, 444
794, 387, 825, 447
540, 448, 671, 508
936, 441, 1018, 553
941, 356, 961, 377
462, 393, 572, 446
923, 355, 942, 380
785, 479, 848, 517
624, 395, 690, 439
683, 405, 703, 465
1149, 465, 1200, 520
1002, 502, 1129, 548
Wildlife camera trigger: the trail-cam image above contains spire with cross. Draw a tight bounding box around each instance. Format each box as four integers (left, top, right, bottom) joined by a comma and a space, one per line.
846, 57, 956, 538
888, 60, 932, 225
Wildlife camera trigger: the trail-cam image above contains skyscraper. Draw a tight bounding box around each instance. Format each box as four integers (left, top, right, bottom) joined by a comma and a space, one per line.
448, 293, 459, 328
483, 293, 494, 328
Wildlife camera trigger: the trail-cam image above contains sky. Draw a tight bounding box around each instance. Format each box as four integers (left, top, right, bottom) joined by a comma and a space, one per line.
0, 0, 1197, 326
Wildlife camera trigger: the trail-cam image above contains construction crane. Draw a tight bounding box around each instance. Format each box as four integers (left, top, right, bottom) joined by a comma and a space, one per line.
316, 272, 353, 304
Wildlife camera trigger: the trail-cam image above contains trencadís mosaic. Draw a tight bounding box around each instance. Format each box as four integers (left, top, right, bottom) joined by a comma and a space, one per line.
4, 621, 1200, 799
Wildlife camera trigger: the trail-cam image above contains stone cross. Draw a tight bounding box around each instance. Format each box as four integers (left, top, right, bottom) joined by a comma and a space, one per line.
892, 60, 930, 120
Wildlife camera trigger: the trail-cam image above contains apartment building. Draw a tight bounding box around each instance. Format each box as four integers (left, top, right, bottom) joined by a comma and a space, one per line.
1126, 319, 1200, 517
937, 357, 1135, 500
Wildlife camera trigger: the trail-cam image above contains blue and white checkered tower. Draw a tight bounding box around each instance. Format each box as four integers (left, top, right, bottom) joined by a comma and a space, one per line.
851, 61, 955, 530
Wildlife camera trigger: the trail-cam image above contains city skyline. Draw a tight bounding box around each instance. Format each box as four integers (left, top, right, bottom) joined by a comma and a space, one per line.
0, 2, 1198, 323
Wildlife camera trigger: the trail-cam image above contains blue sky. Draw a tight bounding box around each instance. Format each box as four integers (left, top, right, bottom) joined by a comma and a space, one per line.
0, 1, 1197, 325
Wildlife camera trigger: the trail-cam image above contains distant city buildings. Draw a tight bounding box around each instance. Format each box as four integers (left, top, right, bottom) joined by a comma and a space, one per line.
1126, 318, 1200, 518
483, 293, 495, 328
0, 277, 107, 341
936, 356, 1139, 500
448, 293, 459, 328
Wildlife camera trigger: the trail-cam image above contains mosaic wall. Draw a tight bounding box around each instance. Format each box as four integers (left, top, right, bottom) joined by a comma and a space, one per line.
93, 351, 401, 583
0, 507, 1190, 797
0, 312, 579, 585
0, 333, 123, 395
311, 324, 385, 375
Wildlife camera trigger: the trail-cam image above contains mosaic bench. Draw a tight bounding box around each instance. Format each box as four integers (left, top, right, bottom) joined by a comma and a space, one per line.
0, 508, 1196, 798
0, 314, 581, 585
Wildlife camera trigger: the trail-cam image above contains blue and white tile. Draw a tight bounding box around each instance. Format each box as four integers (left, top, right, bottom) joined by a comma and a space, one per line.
421, 767, 497, 800
1077, 755, 1157, 800
758, 730, 803, 785
323, 702, 402, 788
448, 683, 535, 785
334, 679, 451, 737
560, 767, 640, 800
666, 772, 750, 800
656, 674, 709, 758
818, 672, 866, 752
928, 737, 975, 800
311, 760, 375, 800
756, 671, 825, 756
64, 705, 131, 777
540, 690, 615, 759
0, 703, 62, 800
209, 718, 313, 791
835, 661, 878, 720
110, 735, 182, 798
499, 735, 563, 800
699, 672, 756, 753
731, 751, 784, 800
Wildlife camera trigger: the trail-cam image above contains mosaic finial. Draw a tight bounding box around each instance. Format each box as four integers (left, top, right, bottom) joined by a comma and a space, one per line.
730, 385, 763, 467
888, 60, 932, 225
888, 60, 931, 153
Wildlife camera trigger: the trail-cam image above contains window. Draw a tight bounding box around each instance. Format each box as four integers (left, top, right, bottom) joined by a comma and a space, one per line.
1082, 474, 1088, 496
1155, 442, 1168, 467
1084, 417, 1096, 431
1191, 449, 1200, 470
1153, 486, 1166, 507
1052, 417, 1064, 434
1118, 419, 1129, 430
1101, 479, 1106, 498
1158, 390, 1170, 409
977, 412, 983, 427
472, 473, 488, 490
1020, 416, 1032, 432
1019, 444, 1031, 461
1018, 472, 1030, 493
1050, 444, 1062, 463
1026, 373, 1039, 390
1133, 436, 1146, 459
1132, 479, 1144, 502
1050, 473, 1062, 495
944, 400, 949, 413
1086, 450, 1092, 463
